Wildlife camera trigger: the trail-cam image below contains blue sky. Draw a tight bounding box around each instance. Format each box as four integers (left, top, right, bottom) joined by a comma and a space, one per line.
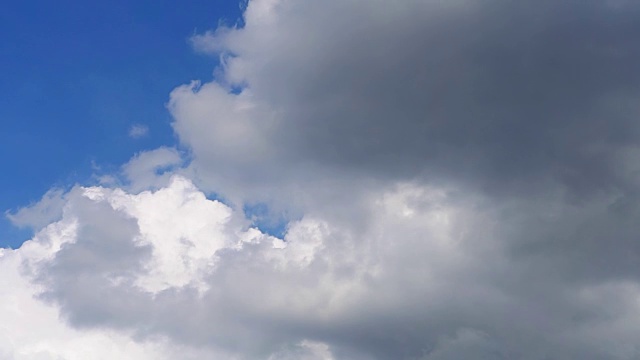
0, 0, 241, 247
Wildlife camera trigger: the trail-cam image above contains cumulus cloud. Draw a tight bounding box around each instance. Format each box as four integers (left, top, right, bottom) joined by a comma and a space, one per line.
6, 175, 640, 359
4, 0, 640, 359
0, 207, 230, 360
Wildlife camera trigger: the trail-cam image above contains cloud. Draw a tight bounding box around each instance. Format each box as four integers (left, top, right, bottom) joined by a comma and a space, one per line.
174, 0, 640, 203
128, 124, 149, 139
6, 189, 67, 231
0, 216, 228, 360
121, 147, 183, 192
5, 175, 640, 359
5, 0, 640, 359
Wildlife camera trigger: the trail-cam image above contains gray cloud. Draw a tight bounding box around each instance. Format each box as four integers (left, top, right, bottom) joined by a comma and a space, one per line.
171, 0, 640, 357
21, 179, 640, 359
36, 195, 151, 328
180, 0, 640, 199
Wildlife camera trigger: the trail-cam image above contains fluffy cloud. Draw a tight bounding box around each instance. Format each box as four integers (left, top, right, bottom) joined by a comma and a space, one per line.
5, 0, 640, 359
0, 200, 225, 360
5, 175, 640, 359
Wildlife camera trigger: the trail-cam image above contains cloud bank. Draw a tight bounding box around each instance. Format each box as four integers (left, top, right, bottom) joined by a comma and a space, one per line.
4, 0, 640, 359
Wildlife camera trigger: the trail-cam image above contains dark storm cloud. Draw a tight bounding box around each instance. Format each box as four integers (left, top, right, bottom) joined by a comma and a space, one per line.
245, 0, 640, 196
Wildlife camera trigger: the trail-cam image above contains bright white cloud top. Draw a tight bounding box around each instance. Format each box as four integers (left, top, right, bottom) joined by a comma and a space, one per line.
4, 0, 640, 359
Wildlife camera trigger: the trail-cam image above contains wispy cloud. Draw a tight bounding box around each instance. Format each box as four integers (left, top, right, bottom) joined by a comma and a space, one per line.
128, 124, 149, 139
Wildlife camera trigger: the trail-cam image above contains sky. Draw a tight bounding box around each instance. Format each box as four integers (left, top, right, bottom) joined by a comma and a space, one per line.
3, 0, 640, 359
0, 0, 242, 247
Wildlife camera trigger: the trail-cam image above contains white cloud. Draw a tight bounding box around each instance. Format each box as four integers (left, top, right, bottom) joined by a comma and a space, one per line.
0, 176, 288, 358
101, 176, 273, 293
128, 124, 149, 139
0, 225, 201, 360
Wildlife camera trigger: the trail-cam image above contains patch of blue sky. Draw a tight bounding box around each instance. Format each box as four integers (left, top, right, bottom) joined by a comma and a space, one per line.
0, 0, 243, 247
0, 219, 32, 250
243, 203, 291, 239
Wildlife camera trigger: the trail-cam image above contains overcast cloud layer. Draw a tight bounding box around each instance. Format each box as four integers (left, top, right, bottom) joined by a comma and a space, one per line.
4, 0, 640, 359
